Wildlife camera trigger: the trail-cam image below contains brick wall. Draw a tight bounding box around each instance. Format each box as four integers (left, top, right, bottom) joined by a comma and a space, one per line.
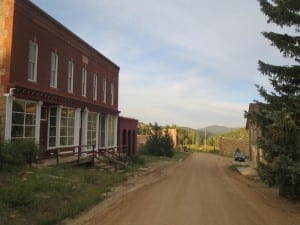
118, 117, 138, 155
9, 0, 119, 110
219, 137, 249, 157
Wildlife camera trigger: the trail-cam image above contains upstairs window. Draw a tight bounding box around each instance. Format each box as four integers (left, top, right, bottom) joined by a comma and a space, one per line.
81, 67, 87, 96
50, 52, 58, 88
67, 61, 74, 93
102, 78, 106, 103
111, 82, 114, 105
27, 40, 38, 81
93, 74, 98, 101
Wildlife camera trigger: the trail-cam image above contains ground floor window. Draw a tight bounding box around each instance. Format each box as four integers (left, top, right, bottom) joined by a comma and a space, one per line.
48, 106, 75, 147
48, 107, 57, 147
100, 115, 106, 147
60, 108, 75, 146
11, 99, 37, 139
107, 116, 115, 146
87, 112, 97, 147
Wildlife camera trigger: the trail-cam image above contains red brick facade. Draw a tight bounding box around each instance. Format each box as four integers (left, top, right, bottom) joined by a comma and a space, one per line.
0, 0, 121, 153
118, 117, 138, 155
8, 0, 119, 111
219, 137, 249, 157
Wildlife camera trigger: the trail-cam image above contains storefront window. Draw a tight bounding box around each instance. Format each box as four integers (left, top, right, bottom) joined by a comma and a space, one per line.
60, 108, 75, 146
11, 100, 36, 139
100, 116, 106, 147
48, 107, 57, 147
87, 112, 97, 147
107, 116, 115, 146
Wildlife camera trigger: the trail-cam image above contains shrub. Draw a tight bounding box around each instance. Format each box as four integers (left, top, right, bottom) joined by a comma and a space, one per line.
228, 164, 239, 172
210, 149, 220, 155
258, 162, 276, 187
160, 132, 174, 157
128, 155, 146, 166
0, 139, 39, 168
143, 123, 175, 157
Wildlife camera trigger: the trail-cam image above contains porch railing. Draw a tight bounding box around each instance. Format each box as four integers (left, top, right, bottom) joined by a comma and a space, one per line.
55, 144, 96, 165
41, 144, 129, 165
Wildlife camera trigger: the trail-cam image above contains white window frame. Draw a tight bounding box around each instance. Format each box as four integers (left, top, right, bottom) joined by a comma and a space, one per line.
60, 107, 75, 147
99, 115, 106, 147
11, 99, 37, 139
82, 67, 87, 97
107, 115, 115, 147
28, 40, 38, 82
50, 52, 58, 88
102, 78, 106, 103
87, 112, 97, 147
93, 74, 98, 101
67, 60, 74, 93
111, 82, 114, 105
48, 106, 58, 148
48, 106, 76, 148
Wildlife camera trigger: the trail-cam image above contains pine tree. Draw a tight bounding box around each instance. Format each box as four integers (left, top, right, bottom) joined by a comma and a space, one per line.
250, 0, 300, 199
161, 130, 175, 157
144, 123, 175, 157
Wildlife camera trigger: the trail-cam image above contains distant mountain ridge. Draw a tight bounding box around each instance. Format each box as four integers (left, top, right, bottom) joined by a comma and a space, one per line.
138, 122, 241, 136
199, 125, 237, 135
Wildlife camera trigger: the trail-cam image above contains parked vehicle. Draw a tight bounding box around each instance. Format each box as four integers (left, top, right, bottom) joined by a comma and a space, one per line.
234, 152, 245, 162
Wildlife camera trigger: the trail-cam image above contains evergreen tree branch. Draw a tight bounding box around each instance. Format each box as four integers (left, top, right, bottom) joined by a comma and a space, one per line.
262, 32, 300, 59
258, 0, 300, 27
254, 0, 300, 199
258, 61, 300, 89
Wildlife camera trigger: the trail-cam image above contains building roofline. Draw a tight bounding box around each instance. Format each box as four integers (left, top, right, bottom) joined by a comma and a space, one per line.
23, 0, 120, 70
245, 103, 259, 129
118, 116, 139, 122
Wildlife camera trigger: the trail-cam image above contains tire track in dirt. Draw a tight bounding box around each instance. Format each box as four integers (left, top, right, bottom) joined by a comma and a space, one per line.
64, 153, 300, 225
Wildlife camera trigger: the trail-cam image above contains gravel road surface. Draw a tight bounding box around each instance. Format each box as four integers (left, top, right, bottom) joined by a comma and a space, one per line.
64, 153, 300, 225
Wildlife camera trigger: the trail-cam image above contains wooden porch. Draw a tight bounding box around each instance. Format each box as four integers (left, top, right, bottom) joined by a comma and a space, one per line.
37, 145, 129, 167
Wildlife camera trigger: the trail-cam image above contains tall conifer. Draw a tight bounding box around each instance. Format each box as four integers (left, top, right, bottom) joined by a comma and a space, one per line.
251, 0, 300, 199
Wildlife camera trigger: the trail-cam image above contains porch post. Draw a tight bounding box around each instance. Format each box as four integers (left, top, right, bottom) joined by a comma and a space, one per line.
3, 88, 15, 140
114, 116, 118, 147
35, 101, 43, 145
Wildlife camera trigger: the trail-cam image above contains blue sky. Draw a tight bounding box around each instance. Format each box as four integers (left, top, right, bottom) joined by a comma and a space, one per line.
31, 0, 290, 128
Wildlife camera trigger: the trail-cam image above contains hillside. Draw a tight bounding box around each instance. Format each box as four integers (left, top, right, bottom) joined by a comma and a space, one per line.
199, 125, 237, 135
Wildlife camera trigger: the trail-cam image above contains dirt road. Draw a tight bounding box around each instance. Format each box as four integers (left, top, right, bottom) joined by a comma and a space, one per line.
65, 153, 300, 225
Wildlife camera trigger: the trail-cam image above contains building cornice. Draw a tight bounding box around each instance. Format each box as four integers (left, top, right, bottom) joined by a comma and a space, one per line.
15, 0, 120, 72
13, 86, 119, 115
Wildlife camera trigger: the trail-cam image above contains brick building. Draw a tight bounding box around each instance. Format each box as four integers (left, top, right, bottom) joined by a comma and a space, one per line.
0, 0, 136, 156
219, 137, 249, 157
246, 103, 264, 168
118, 116, 138, 156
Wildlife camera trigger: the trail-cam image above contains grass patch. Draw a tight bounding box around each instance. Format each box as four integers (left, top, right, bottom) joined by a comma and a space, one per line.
0, 151, 189, 225
124, 151, 190, 173
209, 149, 220, 155
228, 164, 239, 172
0, 165, 125, 225
139, 151, 190, 164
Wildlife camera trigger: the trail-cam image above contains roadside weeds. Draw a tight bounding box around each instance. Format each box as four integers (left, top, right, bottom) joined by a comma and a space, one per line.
0, 152, 189, 225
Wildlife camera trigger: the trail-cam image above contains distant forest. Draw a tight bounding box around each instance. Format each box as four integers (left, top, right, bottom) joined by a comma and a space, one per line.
137, 122, 248, 149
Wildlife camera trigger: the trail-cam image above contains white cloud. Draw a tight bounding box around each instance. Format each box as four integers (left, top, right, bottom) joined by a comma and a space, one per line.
31, 0, 293, 128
